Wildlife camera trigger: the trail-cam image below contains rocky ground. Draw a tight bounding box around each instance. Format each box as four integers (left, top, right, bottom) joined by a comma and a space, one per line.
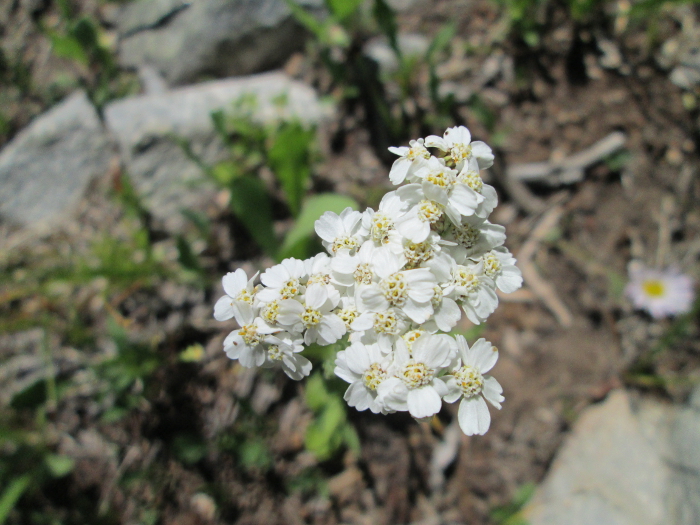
0, 0, 699, 524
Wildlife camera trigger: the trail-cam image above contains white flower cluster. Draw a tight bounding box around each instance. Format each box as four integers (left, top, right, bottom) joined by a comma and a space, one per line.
214, 127, 522, 436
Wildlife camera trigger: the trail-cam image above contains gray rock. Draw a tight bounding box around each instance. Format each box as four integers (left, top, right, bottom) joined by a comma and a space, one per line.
523, 388, 700, 525
117, 0, 323, 86
364, 33, 430, 74
0, 92, 114, 229
104, 71, 333, 232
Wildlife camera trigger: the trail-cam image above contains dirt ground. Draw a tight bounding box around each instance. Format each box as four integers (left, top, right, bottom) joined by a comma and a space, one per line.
1, 0, 700, 524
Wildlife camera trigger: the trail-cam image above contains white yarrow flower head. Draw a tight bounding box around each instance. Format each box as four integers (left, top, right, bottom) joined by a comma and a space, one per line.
377, 334, 455, 419
277, 284, 346, 345
213, 269, 259, 321
625, 262, 695, 318
388, 138, 431, 184
213, 126, 520, 438
425, 126, 495, 170
223, 303, 281, 368
444, 336, 504, 436
335, 340, 392, 414
315, 207, 365, 254
263, 333, 312, 380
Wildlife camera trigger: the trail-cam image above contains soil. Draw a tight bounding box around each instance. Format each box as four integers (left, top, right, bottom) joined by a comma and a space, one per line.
1, 0, 699, 524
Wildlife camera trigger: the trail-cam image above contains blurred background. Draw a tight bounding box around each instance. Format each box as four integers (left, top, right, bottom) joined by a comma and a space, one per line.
1, 0, 699, 523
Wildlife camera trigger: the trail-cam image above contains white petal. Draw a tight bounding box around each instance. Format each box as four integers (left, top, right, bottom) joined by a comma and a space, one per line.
345, 343, 371, 374
359, 285, 390, 312
407, 387, 442, 419
401, 298, 432, 325
318, 314, 346, 344
482, 376, 504, 409
222, 269, 247, 297
446, 126, 470, 145
239, 345, 265, 368
214, 295, 236, 321
424, 135, 448, 150
345, 381, 371, 411
471, 141, 494, 169
314, 211, 342, 242
471, 338, 498, 373
389, 158, 412, 185
458, 396, 491, 436
434, 298, 461, 332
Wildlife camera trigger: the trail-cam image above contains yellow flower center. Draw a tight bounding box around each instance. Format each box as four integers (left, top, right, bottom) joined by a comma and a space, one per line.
371, 212, 394, 244
454, 365, 484, 397
380, 273, 409, 307
362, 363, 387, 391
417, 200, 443, 224
280, 278, 301, 299
238, 324, 261, 346
400, 360, 434, 389
267, 345, 283, 361
261, 300, 280, 324
373, 310, 400, 335
354, 263, 374, 284
301, 307, 322, 328
642, 280, 665, 297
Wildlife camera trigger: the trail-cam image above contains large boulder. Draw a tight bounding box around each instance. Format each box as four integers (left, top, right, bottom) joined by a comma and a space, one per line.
0, 92, 114, 230
117, 0, 323, 86
104, 71, 333, 232
522, 388, 700, 525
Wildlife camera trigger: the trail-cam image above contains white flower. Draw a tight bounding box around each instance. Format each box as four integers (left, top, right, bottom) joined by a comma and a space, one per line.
314, 207, 365, 254
412, 157, 484, 220
442, 257, 498, 325
262, 333, 312, 380
305, 253, 341, 304
357, 248, 436, 324
456, 159, 498, 219
257, 258, 307, 302
376, 334, 454, 419
362, 192, 407, 246
444, 216, 506, 261
330, 240, 379, 288
335, 340, 392, 414
425, 126, 494, 170
625, 262, 695, 318
480, 247, 523, 294
350, 307, 409, 344
213, 269, 258, 321
422, 284, 462, 333
223, 303, 281, 367
444, 336, 504, 436
388, 138, 431, 184
276, 284, 346, 345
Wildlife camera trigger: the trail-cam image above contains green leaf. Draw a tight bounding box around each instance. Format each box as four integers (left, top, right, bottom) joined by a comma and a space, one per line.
48, 33, 89, 64
304, 373, 329, 412
372, 0, 400, 57
325, 0, 364, 20
45, 454, 75, 478
278, 193, 359, 260
284, 0, 325, 36
426, 23, 456, 63
304, 398, 346, 460
228, 176, 277, 257
176, 235, 203, 273
172, 434, 207, 465
71, 17, 99, 50
0, 474, 31, 525
267, 122, 315, 216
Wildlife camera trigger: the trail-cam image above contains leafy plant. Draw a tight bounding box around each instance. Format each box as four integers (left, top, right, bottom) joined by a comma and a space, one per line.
490, 482, 536, 525
178, 98, 359, 261
304, 373, 360, 461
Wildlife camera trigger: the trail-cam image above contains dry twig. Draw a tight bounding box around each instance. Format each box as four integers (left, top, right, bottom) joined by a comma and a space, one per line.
518, 205, 574, 327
